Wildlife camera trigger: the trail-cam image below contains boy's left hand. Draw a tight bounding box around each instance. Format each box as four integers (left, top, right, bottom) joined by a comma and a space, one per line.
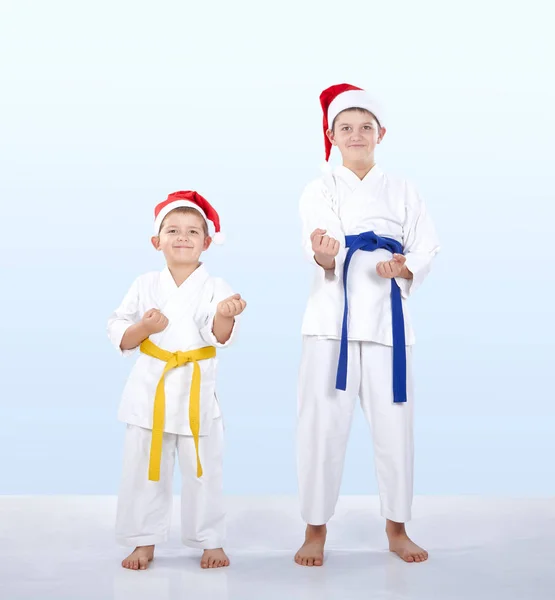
217, 294, 247, 318
376, 254, 408, 279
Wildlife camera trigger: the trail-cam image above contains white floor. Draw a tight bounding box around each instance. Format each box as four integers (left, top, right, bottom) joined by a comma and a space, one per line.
0, 496, 553, 600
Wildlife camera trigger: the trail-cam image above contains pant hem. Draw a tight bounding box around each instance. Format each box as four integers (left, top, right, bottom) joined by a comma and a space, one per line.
116, 534, 167, 547
381, 509, 412, 523
301, 512, 332, 526
182, 538, 225, 550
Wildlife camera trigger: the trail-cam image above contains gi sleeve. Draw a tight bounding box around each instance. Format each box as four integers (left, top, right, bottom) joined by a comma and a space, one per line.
107, 277, 142, 357
299, 179, 346, 281
199, 278, 240, 348
395, 182, 441, 299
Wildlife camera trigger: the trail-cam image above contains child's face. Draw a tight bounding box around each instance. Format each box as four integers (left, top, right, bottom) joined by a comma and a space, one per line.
327, 109, 385, 163
151, 210, 211, 266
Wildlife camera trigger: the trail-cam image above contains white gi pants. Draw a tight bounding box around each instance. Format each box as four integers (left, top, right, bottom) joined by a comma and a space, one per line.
297, 337, 414, 525
116, 417, 225, 549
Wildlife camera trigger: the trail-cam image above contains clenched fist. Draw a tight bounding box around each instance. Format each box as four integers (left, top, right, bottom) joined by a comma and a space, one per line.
376, 254, 409, 279
311, 228, 340, 259
217, 294, 247, 319
141, 308, 169, 334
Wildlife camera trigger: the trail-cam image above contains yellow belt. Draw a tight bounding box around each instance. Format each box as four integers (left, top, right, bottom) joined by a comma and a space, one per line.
139, 338, 216, 481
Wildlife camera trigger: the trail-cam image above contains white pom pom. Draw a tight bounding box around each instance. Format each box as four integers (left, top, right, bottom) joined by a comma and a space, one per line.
212, 231, 225, 245
320, 161, 332, 173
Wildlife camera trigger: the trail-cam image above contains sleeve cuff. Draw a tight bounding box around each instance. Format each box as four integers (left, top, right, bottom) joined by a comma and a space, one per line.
312, 247, 346, 281
200, 314, 239, 348
107, 321, 138, 357
395, 254, 433, 299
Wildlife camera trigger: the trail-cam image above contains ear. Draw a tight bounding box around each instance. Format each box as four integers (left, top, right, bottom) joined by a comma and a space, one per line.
203, 236, 212, 251
377, 126, 387, 144
326, 128, 337, 146
151, 236, 161, 250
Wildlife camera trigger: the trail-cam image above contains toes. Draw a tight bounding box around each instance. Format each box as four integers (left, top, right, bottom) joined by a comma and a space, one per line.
314, 558, 323, 566
138, 557, 149, 570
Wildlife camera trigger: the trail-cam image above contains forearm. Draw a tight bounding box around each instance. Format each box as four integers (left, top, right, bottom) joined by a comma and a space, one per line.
120, 322, 150, 351
212, 314, 235, 344
314, 254, 336, 271
398, 265, 413, 280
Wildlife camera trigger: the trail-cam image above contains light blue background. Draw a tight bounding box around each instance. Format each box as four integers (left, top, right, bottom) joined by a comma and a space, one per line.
1, 0, 553, 495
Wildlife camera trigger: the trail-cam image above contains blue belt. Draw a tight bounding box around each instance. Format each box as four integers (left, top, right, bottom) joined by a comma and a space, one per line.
336, 231, 407, 403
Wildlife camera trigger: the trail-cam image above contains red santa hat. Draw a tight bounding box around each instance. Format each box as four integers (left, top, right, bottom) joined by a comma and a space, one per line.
154, 191, 224, 244
320, 83, 384, 161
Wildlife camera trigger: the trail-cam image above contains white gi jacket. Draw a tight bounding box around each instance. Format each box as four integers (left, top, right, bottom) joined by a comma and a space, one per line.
300, 165, 440, 345
107, 264, 236, 436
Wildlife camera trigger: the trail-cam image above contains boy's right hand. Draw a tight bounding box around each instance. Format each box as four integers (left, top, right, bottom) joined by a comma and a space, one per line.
311, 228, 340, 267
141, 308, 169, 335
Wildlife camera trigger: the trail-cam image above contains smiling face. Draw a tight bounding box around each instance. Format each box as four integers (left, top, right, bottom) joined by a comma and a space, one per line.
327, 108, 386, 166
151, 207, 211, 267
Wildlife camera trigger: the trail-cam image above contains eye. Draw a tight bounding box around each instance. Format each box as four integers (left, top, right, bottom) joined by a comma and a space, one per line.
341, 126, 351, 132
167, 228, 177, 234
363, 125, 373, 130
189, 229, 199, 235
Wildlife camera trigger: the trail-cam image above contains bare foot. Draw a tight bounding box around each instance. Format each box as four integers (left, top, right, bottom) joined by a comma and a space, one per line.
294, 524, 326, 567
200, 548, 230, 569
386, 521, 428, 563
121, 545, 155, 570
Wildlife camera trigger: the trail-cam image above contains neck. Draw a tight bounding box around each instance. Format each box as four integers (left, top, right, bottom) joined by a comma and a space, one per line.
343, 158, 376, 180
167, 262, 201, 287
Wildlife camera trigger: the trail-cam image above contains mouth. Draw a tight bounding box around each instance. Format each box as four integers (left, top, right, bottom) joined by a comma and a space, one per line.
173, 246, 193, 249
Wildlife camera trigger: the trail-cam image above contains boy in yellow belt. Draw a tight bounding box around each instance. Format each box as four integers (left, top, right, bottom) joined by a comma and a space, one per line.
107, 191, 246, 570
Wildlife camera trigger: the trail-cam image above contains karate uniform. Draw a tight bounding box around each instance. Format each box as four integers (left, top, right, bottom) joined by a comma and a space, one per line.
298, 164, 440, 524
107, 264, 236, 548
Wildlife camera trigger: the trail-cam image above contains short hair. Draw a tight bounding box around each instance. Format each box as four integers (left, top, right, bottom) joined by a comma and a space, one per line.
159, 206, 209, 236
